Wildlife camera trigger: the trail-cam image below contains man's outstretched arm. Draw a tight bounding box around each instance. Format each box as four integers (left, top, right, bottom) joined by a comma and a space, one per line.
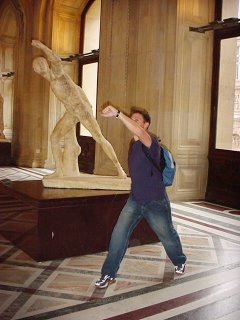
101, 105, 152, 147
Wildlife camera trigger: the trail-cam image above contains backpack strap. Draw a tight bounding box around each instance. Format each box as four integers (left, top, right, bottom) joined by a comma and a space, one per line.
142, 144, 164, 174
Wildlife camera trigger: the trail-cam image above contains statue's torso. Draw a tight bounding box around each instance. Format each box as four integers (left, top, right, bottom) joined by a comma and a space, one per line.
50, 73, 93, 117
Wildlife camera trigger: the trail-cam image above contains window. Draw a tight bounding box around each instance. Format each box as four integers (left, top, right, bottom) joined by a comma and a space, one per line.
215, 0, 240, 151
79, 0, 101, 136
77, 0, 101, 174
206, 0, 240, 209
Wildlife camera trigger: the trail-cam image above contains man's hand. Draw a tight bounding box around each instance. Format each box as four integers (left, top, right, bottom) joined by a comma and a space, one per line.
101, 105, 119, 118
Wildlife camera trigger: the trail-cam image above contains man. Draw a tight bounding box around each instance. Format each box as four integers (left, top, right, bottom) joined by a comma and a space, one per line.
95, 105, 186, 289
31, 40, 126, 179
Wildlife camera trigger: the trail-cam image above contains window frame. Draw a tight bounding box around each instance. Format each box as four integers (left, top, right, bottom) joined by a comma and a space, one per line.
76, 0, 100, 174
78, 0, 100, 87
209, 2, 240, 157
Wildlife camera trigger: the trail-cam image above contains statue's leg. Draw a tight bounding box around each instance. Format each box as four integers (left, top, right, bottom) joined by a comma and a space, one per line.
62, 126, 81, 176
82, 117, 127, 178
48, 112, 79, 178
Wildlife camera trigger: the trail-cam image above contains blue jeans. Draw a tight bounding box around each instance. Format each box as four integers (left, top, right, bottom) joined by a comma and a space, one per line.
101, 194, 186, 278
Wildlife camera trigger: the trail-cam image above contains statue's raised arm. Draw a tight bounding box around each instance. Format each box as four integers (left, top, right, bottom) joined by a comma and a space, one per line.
32, 40, 61, 63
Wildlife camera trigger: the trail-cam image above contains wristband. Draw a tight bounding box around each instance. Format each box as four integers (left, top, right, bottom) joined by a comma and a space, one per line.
115, 110, 120, 118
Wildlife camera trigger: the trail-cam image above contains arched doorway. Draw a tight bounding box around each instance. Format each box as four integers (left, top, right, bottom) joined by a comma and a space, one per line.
0, 0, 18, 165
0, 1, 18, 141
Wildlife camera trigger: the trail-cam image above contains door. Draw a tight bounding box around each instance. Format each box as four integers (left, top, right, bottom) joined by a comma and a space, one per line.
206, 0, 240, 209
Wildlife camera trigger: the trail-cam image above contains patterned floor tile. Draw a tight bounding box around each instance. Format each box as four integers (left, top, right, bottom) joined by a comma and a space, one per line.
0, 290, 21, 315
60, 254, 106, 271
13, 296, 80, 320
39, 271, 97, 297
0, 244, 13, 256
6, 250, 51, 266
0, 264, 44, 287
119, 257, 165, 277
0, 167, 239, 320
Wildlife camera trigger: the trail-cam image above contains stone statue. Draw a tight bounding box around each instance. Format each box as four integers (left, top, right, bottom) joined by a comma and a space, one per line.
31, 40, 127, 180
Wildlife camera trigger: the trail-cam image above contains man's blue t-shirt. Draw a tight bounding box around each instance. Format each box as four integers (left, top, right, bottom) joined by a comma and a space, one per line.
129, 136, 165, 203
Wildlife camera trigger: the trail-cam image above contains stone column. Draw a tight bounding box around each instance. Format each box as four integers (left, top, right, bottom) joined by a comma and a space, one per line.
0, 94, 5, 139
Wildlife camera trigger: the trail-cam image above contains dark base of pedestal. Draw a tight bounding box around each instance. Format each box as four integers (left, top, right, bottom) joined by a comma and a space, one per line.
0, 141, 12, 165
0, 180, 158, 261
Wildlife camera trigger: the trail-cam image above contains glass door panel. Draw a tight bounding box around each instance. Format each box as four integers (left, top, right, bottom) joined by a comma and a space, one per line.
216, 37, 240, 151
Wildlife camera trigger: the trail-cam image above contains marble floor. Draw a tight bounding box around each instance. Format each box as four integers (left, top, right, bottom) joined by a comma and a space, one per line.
0, 167, 240, 320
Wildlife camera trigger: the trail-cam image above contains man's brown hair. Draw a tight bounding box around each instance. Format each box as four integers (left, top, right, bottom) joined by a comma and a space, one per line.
130, 107, 151, 125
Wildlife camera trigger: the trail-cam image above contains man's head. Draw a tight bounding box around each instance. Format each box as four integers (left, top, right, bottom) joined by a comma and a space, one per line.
130, 107, 151, 130
32, 57, 50, 80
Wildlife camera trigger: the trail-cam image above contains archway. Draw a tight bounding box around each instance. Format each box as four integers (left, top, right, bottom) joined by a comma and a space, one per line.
0, 1, 18, 141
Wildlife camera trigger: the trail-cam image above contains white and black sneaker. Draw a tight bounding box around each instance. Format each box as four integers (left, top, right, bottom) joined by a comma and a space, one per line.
95, 275, 116, 289
175, 263, 186, 275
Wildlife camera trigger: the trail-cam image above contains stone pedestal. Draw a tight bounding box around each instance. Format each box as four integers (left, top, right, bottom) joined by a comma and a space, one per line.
0, 180, 158, 261
42, 174, 131, 190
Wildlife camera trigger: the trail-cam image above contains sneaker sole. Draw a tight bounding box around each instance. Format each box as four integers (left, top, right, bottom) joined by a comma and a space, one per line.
175, 267, 186, 275
95, 278, 116, 289
175, 271, 185, 275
